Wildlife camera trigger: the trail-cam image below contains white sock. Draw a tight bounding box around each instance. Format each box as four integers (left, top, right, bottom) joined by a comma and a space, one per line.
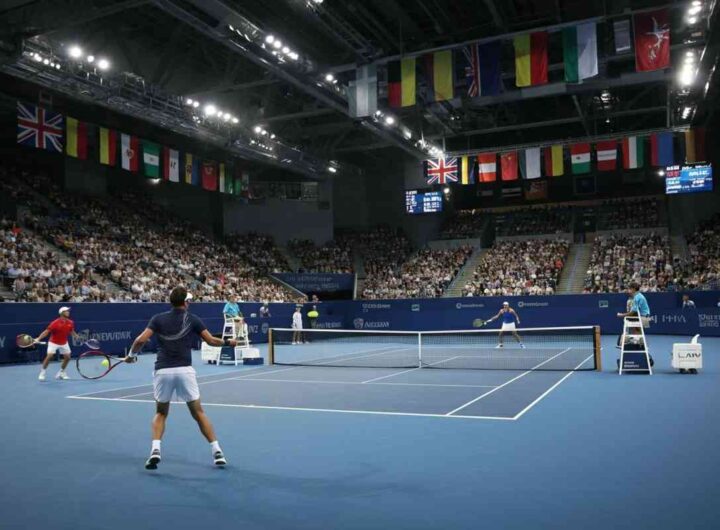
39, 369, 46, 374
210, 440, 221, 453
151, 440, 161, 452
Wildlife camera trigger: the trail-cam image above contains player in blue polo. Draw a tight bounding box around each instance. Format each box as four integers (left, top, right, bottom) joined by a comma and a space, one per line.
128, 286, 237, 470
486, 301, 525, 348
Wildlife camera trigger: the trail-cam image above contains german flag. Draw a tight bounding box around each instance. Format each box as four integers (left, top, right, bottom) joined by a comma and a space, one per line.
66, 117, 87, 159
388, 57, 416, 108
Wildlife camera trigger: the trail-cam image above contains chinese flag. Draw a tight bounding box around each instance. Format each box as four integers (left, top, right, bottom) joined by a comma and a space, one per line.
500, 152, 519, 181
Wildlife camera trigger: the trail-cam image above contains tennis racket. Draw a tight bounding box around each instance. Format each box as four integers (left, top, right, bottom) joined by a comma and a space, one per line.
76, 350, 138, 380
16, 334, 46, 348
472, 319, 486, 328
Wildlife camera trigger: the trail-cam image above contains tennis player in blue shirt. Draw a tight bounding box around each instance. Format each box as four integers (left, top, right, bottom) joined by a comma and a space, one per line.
128, 286, 237, 470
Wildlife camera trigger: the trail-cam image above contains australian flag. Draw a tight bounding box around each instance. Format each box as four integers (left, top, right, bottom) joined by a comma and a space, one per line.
17, 101, 64, 152
425, 157, 458, 185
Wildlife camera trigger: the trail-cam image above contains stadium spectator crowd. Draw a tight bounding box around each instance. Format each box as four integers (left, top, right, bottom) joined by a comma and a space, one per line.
462, 239, 569, 296
596, 197, 664, 230
584, 233, 673, 293
677, 213, 720, 290
495, 205, 572, 236
440, 210, 485, 239
362, 246, 473, 299
287, 238, 353, 273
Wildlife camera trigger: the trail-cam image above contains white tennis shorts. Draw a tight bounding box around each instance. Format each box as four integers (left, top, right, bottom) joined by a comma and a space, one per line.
47, 341, 71, 355
501, 322, 517, 331
153, 366, 200, 403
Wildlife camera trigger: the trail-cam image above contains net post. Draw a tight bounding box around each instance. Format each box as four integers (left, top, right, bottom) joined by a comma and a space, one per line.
593, 326, 602, 371
417, 332, 422, 368
268, 328, 274, 365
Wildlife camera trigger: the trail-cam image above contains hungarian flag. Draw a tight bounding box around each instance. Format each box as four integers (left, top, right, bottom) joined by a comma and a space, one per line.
65, 117, 87, 159
202, 162, 218, 191
98, 128, 117, 166
459, 156, 476, 185
120, 133, 139, 172
563, 23, 598, 83
143, 141, 160, 178
520, 148, 541, 179
622, 136, 645, 169
650, 132, 674, 166
513, 32, 548, 87
596, 141, 618, 171
684, 128, 706, 163
162, 147, 179, 182
634, 9, 670, 72
477, 153, 497, 182
424, 50, 454, 101
388, 58, 416, 108
570, 143, 590, 174
544, 145, 564, 176
500, 152, 519, 181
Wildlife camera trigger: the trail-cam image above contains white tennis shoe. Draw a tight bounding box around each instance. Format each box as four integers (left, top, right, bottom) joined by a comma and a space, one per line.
213, 450, 227, 466
145, 450, 161, 470
38, 371, 46, 381
55, 371, 69, 380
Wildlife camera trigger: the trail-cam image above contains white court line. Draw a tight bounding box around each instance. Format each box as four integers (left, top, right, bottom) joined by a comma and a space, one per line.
191, 377, 497, 389
511, 354, 594, 420
65, 395, 515, 421
445, 347, 572, 416
360, 356, 461, 384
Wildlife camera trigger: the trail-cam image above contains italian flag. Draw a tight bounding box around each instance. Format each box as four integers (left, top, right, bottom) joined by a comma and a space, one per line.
570, 143, 590, 174
143, 141, 160, 178
563, 23, 598, 83
622, 136, 644, 169
120, 133, 139, 172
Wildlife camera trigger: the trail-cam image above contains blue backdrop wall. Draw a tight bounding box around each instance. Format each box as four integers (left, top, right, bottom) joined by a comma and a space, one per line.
1, 291, 718, 363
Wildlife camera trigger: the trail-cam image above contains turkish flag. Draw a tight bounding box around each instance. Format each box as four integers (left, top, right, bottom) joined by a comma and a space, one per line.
634, 9, 670, 72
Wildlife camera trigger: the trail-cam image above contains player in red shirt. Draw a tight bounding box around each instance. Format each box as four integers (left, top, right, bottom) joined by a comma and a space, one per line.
35, 306, 80, 381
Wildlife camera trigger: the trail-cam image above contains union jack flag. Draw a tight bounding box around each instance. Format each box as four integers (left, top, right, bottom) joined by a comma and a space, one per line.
17, 101, 63, 152
463, 44, 481, 97
425, 157, 458, 185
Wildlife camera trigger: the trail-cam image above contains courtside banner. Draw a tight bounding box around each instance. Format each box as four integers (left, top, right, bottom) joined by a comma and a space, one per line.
273, 273, 355, 294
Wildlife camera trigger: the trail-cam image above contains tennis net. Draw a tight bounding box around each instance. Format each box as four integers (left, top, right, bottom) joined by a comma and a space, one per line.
269, 326, 601, 371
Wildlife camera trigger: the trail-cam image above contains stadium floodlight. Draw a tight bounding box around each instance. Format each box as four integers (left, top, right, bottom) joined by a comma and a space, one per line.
328, 166, 337, 173
689, 5, 702, 16
692, 0, 701, 5
68, 46, 83, 59
203, 104, 217, 116
265, 35, 275, 44
97, 58, 110, 70
313, 0, 324, 4
288, 52, 299, 60
384, 115, 395, 125
192, 100, 200, 108
253, 125, 262, 134
443, 187, 450, 195
687, 16, 698, 24
270, 133, 276, 139
679, 69, 695, 86
49, 62, 55, 68
273, 40, 282, 49
223, 113, 231, 121
325, 73, 334, 82
657, 169, 665, 176
42, 58, 50, 65
32, 53, 42, 62
605, 118, 611, 124
282, 46, 290, 54
55, 63, 61, 70
231, 117, 239, 124
228, 24, 235, 31
185, 98, 194, 105
403, 128, 412, 139
261, 129, 268, 136
86, 55, 95, 63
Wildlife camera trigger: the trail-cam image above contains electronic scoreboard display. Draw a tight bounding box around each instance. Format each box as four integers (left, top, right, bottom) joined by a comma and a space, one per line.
665, 163, 713, 195
405, 189, 443, 214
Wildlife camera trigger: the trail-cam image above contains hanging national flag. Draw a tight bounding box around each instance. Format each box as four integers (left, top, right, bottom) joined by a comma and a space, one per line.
614, 19, 632, 54
570, 143, 591, 174
477, 153, 497, 182
684, 128, 706, 163
525, 180, 548, 201
142, 141, 160, 178
348, 64, 378, 117
184, 153, 197, 184
162, 147, 179, 182
622, 136, 645, 169
460, 41, 502, 97
650, 132, 674, 166
388, 58, 416, 108
543, 145, 564, 176
500, 152, 519, 181
596, 140, 618, 171
459, 156, 476, 185
425, 157, 458, 185
520, 148, 541, 179
202, 162, 218, 191
65, 117, 87, 159
514, 32, 548, 87
424, 50, 454, 101
563, 22, 598, 83
225, 165, 235, 194
120, 133, 139, 172
17, 102, 63, 153
218, 163, 226, 192
99, 128, 117, 166
634, 9, 670, 72
240, 170, 250, 196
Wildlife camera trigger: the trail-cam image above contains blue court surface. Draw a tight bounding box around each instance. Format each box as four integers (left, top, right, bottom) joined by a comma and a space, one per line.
1, 334, 719, 529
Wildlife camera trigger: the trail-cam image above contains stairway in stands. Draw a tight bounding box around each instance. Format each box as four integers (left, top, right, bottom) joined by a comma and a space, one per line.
670, 235, 689, 263
443, 246, 487, 298
278, 245, 302, 272
556, 242, 592, 294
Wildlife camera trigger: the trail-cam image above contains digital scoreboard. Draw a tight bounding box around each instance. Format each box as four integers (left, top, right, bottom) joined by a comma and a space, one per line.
405, 190, 443, 214
665, 163, 713, 194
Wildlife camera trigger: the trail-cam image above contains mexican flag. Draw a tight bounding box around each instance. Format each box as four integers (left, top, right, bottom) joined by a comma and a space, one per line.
570, 143, 590, 174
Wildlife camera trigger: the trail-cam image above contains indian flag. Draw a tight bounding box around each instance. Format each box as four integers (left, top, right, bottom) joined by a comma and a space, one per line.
570, 143, 590, 174
622, 136, 644, 169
